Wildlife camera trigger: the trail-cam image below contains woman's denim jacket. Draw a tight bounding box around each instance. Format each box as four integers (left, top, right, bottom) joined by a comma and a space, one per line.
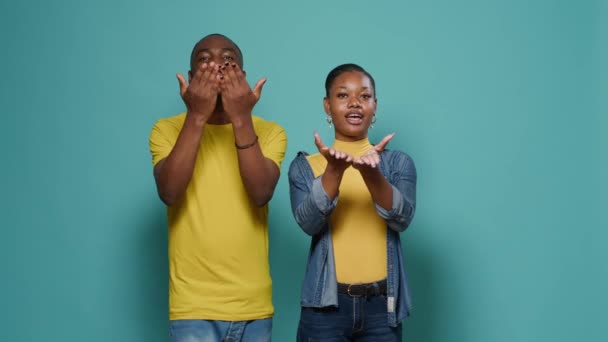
288, 149, 417, 327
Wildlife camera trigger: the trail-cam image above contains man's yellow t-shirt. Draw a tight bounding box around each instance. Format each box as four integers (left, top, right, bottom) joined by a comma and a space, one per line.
149, 113, 287, 321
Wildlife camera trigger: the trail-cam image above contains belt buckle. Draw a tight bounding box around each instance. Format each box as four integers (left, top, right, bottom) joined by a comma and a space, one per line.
347, 284, 363, 297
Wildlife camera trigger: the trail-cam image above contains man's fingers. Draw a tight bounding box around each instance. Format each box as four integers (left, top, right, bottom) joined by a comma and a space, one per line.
176, 73, 188, 97
192, 63, 206, 84
252, 78, 267, 101
375, 133, 396, 152
200, 62, 215, 85
219, 73, 228, 92
224, 62, 238, 88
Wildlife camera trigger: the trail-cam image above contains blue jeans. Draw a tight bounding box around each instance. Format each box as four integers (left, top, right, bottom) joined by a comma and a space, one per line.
297, 293, 402, 341
169, 318, 272, 342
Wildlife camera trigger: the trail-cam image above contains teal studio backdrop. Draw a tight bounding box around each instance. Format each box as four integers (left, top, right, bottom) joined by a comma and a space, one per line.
2, 0, 606, 341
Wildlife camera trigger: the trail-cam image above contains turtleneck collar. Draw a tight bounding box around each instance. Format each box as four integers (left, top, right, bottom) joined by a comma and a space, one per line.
332, 138, 374, 158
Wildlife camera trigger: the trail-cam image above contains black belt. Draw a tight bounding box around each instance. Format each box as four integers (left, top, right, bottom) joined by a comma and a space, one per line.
337, 279, 387, 297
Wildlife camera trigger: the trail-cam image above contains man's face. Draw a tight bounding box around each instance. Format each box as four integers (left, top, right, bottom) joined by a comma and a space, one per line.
189, 35, 242, 81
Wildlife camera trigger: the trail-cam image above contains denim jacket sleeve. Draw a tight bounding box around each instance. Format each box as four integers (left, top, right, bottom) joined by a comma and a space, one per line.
376, 151, 417, 232
288, 153, 338, 236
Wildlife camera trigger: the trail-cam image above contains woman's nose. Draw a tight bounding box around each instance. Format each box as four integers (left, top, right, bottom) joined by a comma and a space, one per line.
348, 98, 361, 107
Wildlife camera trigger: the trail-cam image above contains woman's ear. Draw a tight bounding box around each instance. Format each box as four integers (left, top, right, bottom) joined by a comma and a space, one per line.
323, 97, 331, 115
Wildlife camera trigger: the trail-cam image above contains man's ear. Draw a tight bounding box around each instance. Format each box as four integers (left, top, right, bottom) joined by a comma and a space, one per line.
188, 70, 193, 83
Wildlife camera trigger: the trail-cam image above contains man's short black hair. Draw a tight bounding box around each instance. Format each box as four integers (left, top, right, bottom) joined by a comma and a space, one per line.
189, 33, 244, 71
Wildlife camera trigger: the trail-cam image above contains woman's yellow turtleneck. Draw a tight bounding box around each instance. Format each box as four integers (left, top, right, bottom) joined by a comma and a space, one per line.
306, 138, 387, 283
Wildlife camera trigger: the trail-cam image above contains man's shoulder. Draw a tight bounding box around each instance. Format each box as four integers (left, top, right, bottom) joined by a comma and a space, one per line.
152, 113, 187, 132
152, 113, 186, 135
252, 115, 284, 132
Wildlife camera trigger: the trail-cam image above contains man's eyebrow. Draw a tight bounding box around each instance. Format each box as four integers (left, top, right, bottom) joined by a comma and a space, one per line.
197, 47, 237, 54
337, 86, 370, 90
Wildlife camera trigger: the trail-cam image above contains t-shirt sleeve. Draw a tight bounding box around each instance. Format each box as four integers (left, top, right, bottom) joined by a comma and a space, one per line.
259, 122, 287, 169
149, 120, 175, 166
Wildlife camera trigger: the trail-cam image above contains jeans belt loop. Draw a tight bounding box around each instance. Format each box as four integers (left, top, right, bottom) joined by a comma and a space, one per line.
371, 282, 379, 296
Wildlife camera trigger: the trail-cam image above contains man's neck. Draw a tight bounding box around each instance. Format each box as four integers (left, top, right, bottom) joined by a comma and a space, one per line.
206, 111, 231, 125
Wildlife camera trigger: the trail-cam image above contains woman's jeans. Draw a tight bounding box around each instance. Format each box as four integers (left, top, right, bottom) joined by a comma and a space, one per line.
297, 292, 402, 341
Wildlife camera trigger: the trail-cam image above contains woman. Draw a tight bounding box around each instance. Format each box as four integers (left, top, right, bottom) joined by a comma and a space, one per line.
288, 63, 417, 341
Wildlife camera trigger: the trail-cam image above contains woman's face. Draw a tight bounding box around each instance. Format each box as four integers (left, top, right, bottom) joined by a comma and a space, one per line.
324, 71, 377, 142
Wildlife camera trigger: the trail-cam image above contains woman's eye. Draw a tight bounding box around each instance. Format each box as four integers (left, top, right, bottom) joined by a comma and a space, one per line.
199, 56, 210, 62
337, 93, 347, 98
223, 55, 234, 61
361, 94, 372, 99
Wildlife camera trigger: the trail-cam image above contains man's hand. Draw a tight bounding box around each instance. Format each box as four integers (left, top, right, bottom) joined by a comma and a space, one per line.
219, 62, 266, 124
177, 62, 220, 124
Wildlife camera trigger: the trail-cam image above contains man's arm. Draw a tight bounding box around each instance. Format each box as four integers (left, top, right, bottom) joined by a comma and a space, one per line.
232, 117, 281, 206
154, 115, 205, 206
220, 62, 283, 206
153, 62, 219, 206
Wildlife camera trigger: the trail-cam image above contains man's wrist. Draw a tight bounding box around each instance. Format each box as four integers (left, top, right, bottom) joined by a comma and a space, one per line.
185, 111, 208, 128
229, 112, 253, 128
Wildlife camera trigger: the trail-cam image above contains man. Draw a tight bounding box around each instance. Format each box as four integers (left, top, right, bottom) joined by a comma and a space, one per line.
149, 33, 287, 342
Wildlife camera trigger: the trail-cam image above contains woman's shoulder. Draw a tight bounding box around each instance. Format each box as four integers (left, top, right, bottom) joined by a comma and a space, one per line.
288, 151, 321, 181
381, 149, 416, 173
288, 151, 320, 161
383, 149, 413, 162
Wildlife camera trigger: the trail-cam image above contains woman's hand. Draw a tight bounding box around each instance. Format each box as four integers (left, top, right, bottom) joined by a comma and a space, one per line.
314, 132, 353, 173
352, 133, 395, 172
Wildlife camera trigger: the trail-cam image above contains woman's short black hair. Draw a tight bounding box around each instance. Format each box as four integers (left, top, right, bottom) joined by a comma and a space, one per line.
324, 63, 376, 97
